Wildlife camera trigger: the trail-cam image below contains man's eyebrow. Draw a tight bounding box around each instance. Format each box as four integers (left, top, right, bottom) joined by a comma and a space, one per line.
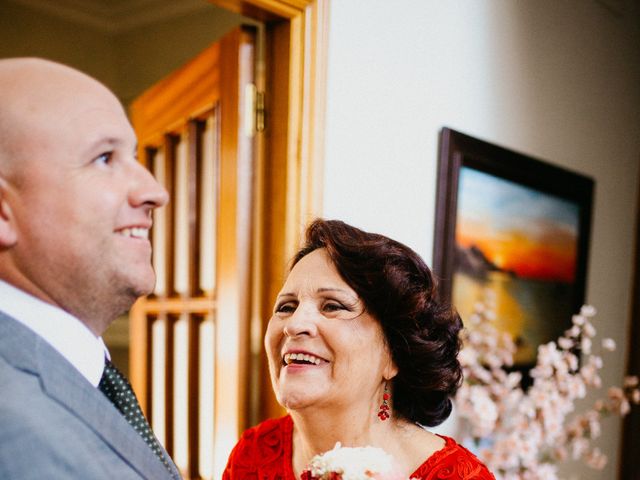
83, 136, 137, 157
85, 136, 119, 151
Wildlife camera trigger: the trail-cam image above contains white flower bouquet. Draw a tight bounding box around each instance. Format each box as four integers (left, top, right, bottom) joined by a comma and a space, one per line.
300, 443, 407, 480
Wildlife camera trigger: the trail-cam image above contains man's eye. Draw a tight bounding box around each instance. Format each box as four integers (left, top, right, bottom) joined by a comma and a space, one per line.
94, 152, 113, 165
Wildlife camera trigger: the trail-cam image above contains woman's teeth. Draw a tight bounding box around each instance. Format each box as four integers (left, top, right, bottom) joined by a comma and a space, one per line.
283, 353, 322, 366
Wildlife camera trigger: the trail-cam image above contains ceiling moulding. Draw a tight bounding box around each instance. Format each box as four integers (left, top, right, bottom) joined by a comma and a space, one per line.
7, 0, 214, 34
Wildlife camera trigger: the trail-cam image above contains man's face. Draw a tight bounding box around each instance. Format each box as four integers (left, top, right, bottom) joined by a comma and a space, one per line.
2, 70, 168, 333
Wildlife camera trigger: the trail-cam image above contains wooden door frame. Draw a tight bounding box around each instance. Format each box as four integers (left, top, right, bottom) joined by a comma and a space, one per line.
209, 0, 328, 252
620, 165, 640, 480
207, 0, 329, 421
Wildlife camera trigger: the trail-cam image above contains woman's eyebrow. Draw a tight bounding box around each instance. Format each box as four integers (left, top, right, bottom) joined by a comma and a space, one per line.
317, 287, 351, 294
277, 288, 353, 297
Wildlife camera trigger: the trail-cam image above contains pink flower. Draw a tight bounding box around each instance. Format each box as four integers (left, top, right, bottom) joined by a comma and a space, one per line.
455, 296, 638, 478
601, 338, 616, 351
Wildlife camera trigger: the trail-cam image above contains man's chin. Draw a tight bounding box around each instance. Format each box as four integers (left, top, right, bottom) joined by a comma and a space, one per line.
124, 270, 156, 299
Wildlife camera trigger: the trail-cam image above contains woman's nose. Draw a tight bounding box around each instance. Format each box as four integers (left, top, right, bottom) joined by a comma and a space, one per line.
283, 305, 318, 338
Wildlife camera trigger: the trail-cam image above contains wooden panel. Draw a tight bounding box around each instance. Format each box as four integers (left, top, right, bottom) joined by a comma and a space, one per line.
186, 314, 201, 477
199, 114, 220, 295
172, 313, 189, 470
173, 135, 190, 295
131, 44, 222, 145
163, 314, 176, 457
151, 148, 168, 296
188, 120, 204, 298
162, 135, 177, 298
198, 314, 216, 479
150, 315, 166, 443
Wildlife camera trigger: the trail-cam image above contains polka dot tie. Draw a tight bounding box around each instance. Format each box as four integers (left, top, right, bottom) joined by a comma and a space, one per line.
98, 360, 174, 476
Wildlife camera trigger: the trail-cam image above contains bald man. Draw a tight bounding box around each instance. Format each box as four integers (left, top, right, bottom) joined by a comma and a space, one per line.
0, 58, 180, 479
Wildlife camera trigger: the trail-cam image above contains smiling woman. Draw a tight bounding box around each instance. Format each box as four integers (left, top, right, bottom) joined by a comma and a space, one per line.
223, 219, 495, 480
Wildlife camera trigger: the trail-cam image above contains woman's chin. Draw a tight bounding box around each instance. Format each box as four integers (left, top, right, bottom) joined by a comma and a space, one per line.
277, 389, 324, 412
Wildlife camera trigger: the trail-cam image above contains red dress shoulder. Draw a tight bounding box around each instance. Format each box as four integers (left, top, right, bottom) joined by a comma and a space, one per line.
223, 416, 494, 480
411, 435, 495, 480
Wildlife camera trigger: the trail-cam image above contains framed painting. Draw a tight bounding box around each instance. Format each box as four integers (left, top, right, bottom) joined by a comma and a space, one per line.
433, 128, 594, 368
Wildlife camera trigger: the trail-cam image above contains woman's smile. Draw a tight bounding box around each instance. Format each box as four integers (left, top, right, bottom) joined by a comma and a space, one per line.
283, 351, 326, 366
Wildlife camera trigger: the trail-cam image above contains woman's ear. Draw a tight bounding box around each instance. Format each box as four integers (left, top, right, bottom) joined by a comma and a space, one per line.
0, 179, 17, 248
384, 359, 399, 381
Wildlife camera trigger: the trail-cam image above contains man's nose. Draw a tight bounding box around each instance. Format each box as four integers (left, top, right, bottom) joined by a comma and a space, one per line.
128, 161, 169, 210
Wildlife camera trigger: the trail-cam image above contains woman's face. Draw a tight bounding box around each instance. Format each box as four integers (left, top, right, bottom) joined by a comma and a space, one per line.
265, 248, 397, 413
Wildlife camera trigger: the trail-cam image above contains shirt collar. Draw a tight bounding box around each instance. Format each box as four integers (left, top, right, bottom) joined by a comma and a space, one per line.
0, 279, 109, 387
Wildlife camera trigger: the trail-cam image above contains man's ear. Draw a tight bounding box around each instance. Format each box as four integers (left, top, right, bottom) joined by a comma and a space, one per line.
0, 178, 17, 248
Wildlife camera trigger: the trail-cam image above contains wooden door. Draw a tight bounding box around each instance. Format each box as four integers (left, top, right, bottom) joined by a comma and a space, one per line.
129, 26, 257, 480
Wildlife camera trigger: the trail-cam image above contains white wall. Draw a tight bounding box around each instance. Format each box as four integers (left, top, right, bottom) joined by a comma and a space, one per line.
323, 1, 640, 478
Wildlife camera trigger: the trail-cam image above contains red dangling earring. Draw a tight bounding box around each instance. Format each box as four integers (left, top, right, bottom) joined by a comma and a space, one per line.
377, 383, 391, 421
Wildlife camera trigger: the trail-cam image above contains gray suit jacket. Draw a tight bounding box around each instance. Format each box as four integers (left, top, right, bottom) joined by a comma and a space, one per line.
0, 311, 181, 479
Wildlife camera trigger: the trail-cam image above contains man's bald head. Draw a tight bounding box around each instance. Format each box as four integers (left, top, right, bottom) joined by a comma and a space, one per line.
0, 58, 122, 182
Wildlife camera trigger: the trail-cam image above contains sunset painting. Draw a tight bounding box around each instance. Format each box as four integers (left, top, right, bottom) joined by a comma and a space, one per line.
452, 166, 580, 366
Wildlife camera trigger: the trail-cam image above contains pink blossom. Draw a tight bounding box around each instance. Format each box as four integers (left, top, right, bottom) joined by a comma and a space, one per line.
601, 338, 616, 351
584, 448, 607, 470
455, 296, 637, 478
580, 337, 592, 354
558, 337, 574, 350
583, 322, 596, 338
567, 325, 581, 338
572, 314, 586, 326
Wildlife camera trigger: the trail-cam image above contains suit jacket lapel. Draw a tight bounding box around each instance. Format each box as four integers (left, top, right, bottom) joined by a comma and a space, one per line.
0, 312, 179, 480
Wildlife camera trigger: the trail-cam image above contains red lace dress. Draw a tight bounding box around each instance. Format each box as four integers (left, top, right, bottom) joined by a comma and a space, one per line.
223, 416, 495, 480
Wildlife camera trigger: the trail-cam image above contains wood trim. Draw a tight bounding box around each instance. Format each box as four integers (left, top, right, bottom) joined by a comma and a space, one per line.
208, 0, 329, 422
212, 0, 312, 19
186, 314, 200, 478
187, 120, 203, 297
620, 165, 640, 480
164, 135, 177, 298
205, 0, 327, 247
164, 314, 176, 457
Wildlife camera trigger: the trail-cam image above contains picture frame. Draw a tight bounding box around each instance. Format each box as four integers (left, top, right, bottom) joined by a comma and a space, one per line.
433, 128, 594, 369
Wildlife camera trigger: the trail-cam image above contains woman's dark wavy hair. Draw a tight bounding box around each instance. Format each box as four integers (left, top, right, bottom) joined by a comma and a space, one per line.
292, 219, 463, 427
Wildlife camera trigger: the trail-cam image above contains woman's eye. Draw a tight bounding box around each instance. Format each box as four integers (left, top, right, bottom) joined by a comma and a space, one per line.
94, 152, 113, 165
275, 302, 296, 314
323, 302, 346, 313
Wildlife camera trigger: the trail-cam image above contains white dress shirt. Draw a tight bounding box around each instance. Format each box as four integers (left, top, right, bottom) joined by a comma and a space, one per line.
0, 279, 109, 387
